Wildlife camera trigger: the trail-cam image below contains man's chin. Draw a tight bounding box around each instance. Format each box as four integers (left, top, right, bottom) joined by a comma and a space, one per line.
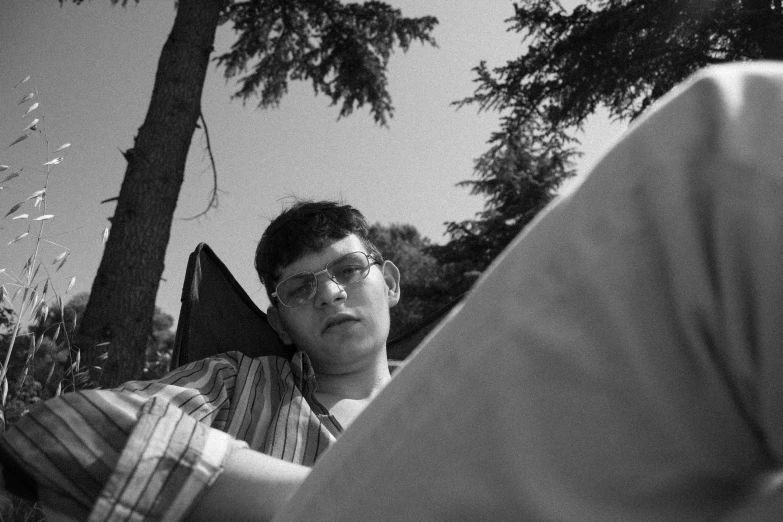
313, 337, 386, 367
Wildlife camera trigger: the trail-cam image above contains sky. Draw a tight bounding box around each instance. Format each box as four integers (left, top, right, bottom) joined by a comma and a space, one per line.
0, 0, 626, 323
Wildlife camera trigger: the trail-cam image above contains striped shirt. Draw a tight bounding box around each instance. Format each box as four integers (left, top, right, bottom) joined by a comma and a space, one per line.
0, 351, 341, 521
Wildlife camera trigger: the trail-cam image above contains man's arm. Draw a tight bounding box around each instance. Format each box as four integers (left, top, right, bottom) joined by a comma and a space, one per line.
188, 448, 310, 522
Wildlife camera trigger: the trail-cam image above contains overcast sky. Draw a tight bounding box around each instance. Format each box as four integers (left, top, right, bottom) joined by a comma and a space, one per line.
0, 0, 626, 320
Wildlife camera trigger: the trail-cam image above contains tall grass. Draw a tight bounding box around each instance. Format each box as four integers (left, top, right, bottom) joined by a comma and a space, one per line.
0, 76, 93, 430
0, 75, 118, 522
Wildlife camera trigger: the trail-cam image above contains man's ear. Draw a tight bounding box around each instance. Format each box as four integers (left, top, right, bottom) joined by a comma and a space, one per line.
267, 306, 294, 345
382, 260, 401, 308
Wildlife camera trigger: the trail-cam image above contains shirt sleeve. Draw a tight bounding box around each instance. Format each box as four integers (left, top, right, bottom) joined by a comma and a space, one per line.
88, 395, 247, 522
0, 352, 251, 522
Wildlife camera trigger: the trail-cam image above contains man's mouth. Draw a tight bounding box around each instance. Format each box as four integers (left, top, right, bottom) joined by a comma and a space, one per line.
322, 314, 359, 333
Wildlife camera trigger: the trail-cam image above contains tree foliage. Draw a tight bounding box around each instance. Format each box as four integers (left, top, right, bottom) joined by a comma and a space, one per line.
435, 127, 576, 274
62, 0, 437, 387
442, 0, 783, 279
47, 292, 175, 378
463, 0, 783, 130
368, 223, 450, 340
217, 0, 437, 125
368, 223, 475, 360
0, 306, 14, 339
27, 292, 175, 383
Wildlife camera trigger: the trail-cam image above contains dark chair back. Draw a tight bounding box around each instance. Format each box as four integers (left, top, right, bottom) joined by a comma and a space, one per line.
172, 243, 294, 367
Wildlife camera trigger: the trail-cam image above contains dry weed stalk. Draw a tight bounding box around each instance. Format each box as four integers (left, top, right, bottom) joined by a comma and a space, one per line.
0, 77, 94, 431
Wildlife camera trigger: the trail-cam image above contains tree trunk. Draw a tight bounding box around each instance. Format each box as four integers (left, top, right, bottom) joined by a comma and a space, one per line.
76, 0, 222, 388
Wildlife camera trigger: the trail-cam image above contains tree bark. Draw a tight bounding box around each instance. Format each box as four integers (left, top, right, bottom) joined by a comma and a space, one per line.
76, 0, 222, 388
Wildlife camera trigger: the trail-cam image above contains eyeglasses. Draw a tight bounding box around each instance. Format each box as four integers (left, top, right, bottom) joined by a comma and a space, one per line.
272, 251, 381, 307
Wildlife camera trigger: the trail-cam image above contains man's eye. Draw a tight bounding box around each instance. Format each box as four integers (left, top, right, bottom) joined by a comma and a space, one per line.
286, 279, 313, 298
335, 264, 363, 280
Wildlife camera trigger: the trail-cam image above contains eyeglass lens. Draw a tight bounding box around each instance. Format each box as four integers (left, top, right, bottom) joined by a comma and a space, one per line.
277, 252, 373, 306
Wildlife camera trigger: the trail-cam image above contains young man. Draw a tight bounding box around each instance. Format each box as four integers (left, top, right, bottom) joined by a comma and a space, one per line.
0, 201, 401, 522
258, 201, 401, 428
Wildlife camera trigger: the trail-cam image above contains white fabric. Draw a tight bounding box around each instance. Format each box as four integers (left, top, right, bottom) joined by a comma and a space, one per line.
275, 62, 783, 521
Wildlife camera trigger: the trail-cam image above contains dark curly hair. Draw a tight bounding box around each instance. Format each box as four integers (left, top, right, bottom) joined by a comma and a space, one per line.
255, 200, 382, 303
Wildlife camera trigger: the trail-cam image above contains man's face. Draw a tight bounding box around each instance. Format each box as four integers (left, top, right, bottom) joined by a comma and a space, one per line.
267, 234, 400, 374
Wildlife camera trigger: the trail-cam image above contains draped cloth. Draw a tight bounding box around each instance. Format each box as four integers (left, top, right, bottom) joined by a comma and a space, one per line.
275, 62, 783, 521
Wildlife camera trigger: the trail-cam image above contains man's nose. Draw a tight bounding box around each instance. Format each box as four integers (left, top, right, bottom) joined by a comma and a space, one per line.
315, 274, 347, 306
